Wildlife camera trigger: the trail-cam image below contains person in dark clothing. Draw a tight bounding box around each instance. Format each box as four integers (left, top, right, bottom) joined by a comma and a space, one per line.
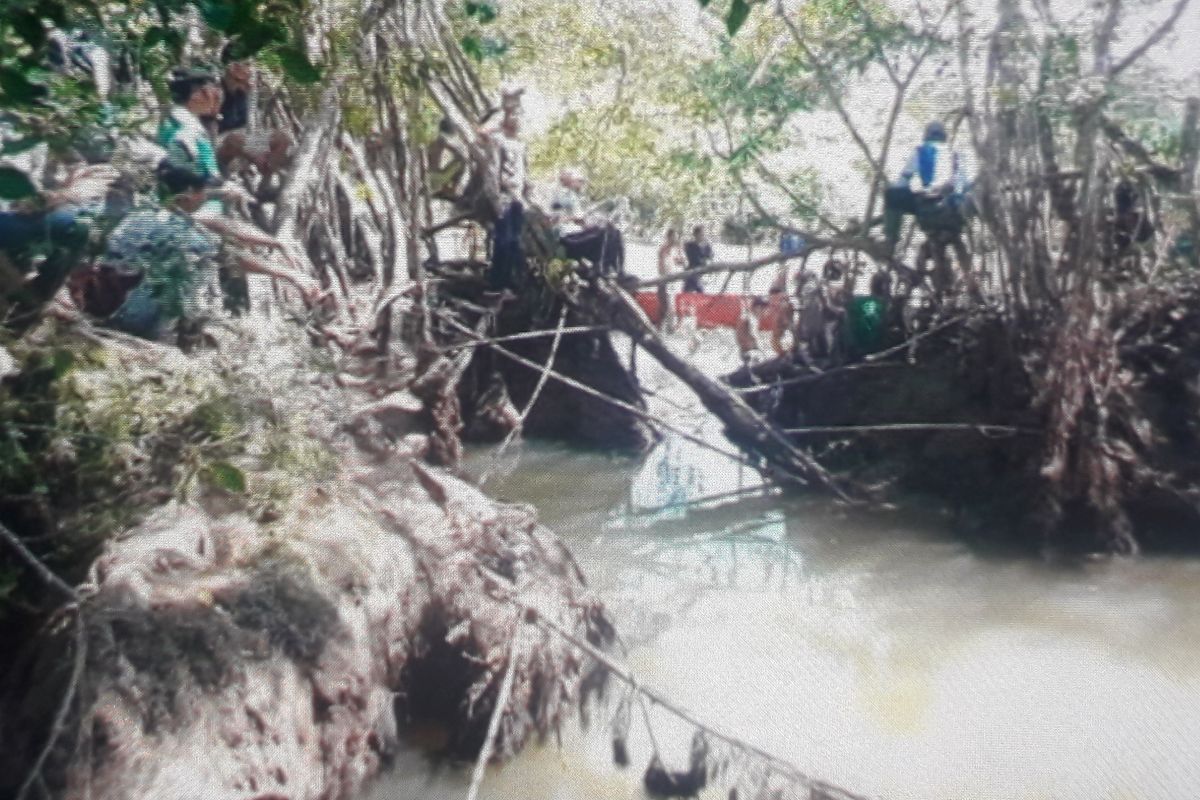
1112, 180, 1154, 251
0, 165, 117, 332
480, 105, 530, 294
214, 60, 292, 176
217, 61, 250, 134
682, 225, 712, 293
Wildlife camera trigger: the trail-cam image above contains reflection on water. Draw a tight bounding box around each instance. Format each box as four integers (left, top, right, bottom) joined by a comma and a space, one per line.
366, 332, 1200, 800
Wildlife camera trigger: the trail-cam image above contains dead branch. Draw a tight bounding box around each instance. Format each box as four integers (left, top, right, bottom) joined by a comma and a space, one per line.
634, 234, 885, 290
1109, 0, 1193, 76
579, 279, 863, 501
464, 615, 523, 800
479, 307, 569, 486
15, 609, 85, 800
0, 521, 78, 601
785, 422, 1035, 436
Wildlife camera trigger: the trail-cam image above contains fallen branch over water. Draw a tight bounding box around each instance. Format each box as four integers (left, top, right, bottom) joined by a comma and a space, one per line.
785, 422, 1036, 437
433, 309, 756, 469
635, 233, 888, 290
578, 279, 864, 501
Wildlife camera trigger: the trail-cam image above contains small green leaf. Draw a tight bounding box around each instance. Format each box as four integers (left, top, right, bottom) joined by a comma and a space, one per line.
274, 45, 322, 84
465, 0, 497, 23
203, 461, 247, 493
0, 67, 42, 106
0, 167, 37, 201
50, 349, 75, 379
726, 0, 751, 36
698, 0, 712, 6
460, 35, 484, 62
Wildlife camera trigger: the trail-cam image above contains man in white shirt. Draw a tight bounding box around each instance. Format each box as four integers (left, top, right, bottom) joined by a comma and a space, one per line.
549, 168, 586, 238
481, 100, 532, 292
550, 168, 625, 276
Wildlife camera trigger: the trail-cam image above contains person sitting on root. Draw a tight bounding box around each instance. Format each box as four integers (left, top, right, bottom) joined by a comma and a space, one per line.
882, 120, 969, 258
682, 225, 712, 293
95, 162, 321, 346
818, 258, 849, 362
214, 59, 294, 178
793, 270, 824, 369
427, 117, 469, 202
160, 64, 292, 313
842, 270, 892, 360
0, 164, 118, 332
550, 167, 625, 277
159, 67, 225, 202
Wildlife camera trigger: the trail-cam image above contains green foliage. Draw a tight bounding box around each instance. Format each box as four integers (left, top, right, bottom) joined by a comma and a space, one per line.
0, 166, 37, 200
531, 101, 731, 232
726, 0, 751, 36
0, 324, 339, 621
454, 0, 507, 63
464, 0, 498, 24
0, 0, 321, 161
460, 34, 508, 62
201, 460, 247, 493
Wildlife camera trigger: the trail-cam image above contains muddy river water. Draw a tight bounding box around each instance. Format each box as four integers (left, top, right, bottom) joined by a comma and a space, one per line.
366, 332, 1200, 800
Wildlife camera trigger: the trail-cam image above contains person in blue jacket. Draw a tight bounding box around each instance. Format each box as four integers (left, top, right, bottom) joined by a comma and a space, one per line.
883, 121, 970, 257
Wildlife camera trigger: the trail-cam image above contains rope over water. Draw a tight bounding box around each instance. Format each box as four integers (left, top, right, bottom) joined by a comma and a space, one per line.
474, 563, 873, 800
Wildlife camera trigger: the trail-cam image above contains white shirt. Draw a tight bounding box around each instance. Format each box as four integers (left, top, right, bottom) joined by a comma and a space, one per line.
490, 131, 527, 207
550, 184, 584, 236
895, 141, 968, 194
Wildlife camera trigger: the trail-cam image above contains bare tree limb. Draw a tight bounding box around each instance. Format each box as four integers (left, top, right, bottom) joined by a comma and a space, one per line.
0, 520, 77, 601
1109, 0, 1192, 76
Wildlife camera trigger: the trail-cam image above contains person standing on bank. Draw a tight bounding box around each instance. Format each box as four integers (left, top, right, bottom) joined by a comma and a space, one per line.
657, 227, 686, 331
683, 225, 712, 293
480, 84, 532, 295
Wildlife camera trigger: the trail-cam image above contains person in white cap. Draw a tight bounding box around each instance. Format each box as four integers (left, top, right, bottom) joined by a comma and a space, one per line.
550, 167, 625, 277
549, 167, 587, 238
500, 81, 525, 113
479, 94, 532, 292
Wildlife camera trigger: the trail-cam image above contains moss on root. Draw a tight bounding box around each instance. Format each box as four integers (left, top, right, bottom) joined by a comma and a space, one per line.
81, 563, 341, 732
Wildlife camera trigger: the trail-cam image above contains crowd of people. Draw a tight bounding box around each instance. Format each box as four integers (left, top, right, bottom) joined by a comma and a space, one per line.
650, 120, 976, 368
1, 32, 315, 348
4, 33, 1160, 368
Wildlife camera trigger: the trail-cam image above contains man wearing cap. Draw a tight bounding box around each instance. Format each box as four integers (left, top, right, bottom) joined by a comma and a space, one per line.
551, 168, 625, 276
479, 86, 532, 292
159, 68, 224, 198
882, 120, 970, 257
